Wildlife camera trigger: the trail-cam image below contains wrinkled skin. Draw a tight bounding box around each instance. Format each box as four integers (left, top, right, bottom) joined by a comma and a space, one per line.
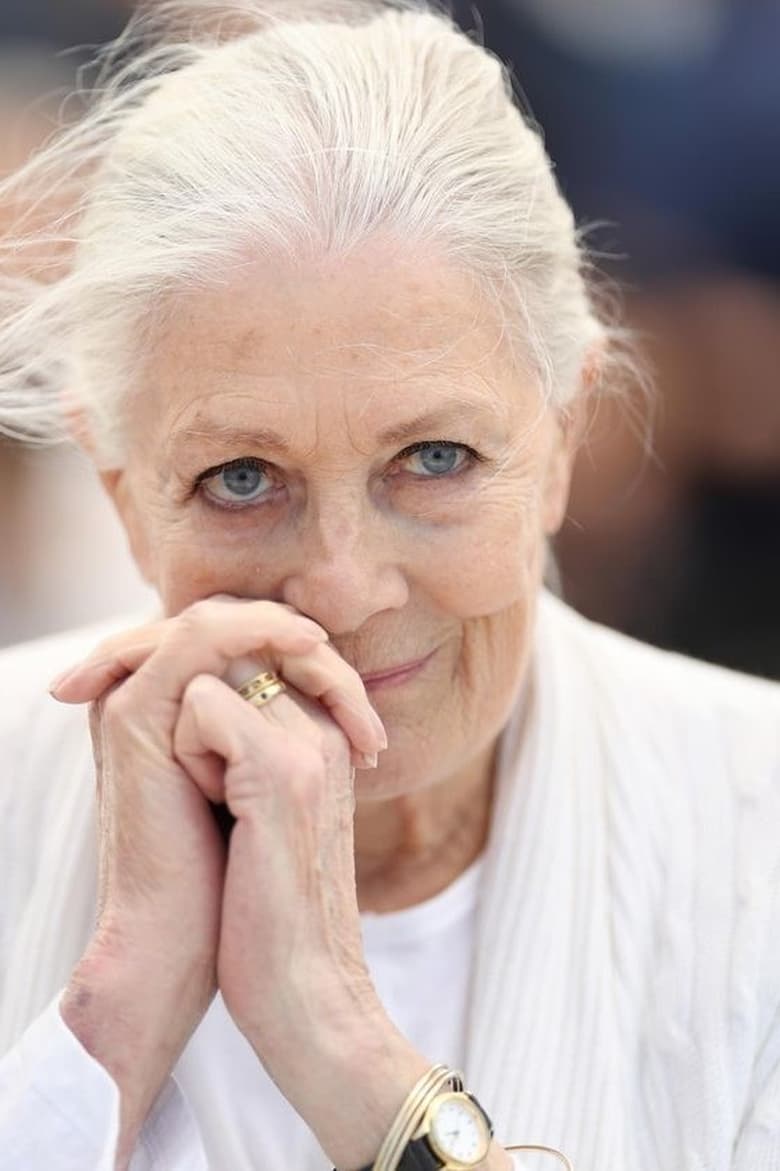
57, 239, 580, 1169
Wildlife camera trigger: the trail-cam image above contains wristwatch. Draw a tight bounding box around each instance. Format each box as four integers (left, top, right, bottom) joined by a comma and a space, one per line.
395, 1089, 494, 1170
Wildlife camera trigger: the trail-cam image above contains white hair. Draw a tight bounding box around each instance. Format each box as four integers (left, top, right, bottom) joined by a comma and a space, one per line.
0, 0, 637, 465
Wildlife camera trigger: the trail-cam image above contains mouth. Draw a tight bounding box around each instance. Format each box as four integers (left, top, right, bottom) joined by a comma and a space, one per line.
360, 648, 437, 691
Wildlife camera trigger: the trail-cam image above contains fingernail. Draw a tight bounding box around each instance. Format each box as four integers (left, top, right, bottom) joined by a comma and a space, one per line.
48, 667, 76, 694
356, 751, 379, 769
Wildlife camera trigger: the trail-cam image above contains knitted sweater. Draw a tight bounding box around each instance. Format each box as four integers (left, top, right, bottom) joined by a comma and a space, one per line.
0, 593, 778, 1170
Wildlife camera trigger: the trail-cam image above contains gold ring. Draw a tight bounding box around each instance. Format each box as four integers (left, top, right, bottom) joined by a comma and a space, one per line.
237, 671, 287, 709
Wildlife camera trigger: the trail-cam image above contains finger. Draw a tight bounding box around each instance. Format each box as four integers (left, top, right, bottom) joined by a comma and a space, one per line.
49, 598, 385, 758
173, 677, 235, 803
50, 602, 328, 704
224, 649, 384, 757
50, 597, 326, 693
224, 657, 380, 769
49, 622, 168, 697
279, 643, 387, 754
174, 674, 336, 813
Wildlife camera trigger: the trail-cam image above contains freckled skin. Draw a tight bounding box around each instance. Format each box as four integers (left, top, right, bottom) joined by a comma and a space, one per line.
102, 239, 577, 908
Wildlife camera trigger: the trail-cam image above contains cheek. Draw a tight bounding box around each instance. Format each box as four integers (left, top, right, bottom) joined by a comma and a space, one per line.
154, 525, 269, 616
149, 480, 546, 621
416, 500, 544, 621
425, 508, 544, 720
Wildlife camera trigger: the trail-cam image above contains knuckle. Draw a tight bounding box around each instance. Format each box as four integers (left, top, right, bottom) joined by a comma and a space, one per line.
255, 599, 294, 629
183, 672, 217, 705
163, 601, 218, 654
323, 650, 365, 694
179, 597, 215, 629
98, 675, 143, 732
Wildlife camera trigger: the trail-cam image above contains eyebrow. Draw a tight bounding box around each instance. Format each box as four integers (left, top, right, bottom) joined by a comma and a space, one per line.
167, 402, 503, 457
167, 422, 293, 456
376, 404, 501, 445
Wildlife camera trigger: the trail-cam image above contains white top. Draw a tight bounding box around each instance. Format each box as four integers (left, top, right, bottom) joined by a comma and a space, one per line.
1, 593, 779, 1171
180, 859, 483, 1171
0, 851, 484, 1170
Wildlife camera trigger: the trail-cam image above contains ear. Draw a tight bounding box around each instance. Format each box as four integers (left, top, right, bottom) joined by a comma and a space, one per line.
541, 345, 602, 535
541, 408, 579, 535
65, 402, 157, 586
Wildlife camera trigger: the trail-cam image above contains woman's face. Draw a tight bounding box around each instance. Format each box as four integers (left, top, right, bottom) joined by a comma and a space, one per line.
105, 243, 577, 800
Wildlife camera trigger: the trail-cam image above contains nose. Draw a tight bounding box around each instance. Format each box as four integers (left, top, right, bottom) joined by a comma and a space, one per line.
279, 498, 409, 636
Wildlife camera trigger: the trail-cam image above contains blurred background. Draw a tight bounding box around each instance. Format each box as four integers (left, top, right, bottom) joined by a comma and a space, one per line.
0, 0, 778, 677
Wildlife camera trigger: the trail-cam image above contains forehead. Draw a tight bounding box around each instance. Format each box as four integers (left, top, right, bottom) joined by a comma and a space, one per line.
137, 243, 529, 441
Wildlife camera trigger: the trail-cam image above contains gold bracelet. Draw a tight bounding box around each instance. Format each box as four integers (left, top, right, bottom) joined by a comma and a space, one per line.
372, 1064, 463, 1171
380, 1068, 454, 1171
372, 1065, 448, 1171
506, 1144, 575, 1169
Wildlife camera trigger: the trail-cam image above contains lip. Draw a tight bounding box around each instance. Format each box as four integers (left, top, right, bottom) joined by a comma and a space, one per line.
360, 649, 436, 690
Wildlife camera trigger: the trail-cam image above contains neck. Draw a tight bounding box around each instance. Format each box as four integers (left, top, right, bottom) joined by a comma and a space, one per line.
353, 740, 497, 913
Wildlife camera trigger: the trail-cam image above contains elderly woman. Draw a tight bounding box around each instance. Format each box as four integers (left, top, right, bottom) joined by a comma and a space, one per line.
0, 3, 778, 1170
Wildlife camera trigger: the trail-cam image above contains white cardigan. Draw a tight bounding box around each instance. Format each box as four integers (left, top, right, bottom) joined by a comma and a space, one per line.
0, 593, 778, 1170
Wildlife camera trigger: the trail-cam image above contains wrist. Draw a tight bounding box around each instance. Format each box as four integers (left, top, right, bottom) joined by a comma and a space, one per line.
324, 1025, 432, 1171
251, 1003, 431, 1171
62, 939, 216, 1166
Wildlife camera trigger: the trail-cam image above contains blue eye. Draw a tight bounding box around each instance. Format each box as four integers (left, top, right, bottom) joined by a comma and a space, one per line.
403, 442, 470, 477
198, 459, 272, 506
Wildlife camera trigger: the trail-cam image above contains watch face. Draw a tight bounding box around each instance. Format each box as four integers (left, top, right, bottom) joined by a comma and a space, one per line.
428, 1094, 491, 1166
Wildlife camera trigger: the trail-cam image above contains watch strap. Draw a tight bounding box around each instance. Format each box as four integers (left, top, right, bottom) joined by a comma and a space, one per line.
349, 1091, 494, 1171
350, 1136, 441, 1171
396, 1134, 445, 1170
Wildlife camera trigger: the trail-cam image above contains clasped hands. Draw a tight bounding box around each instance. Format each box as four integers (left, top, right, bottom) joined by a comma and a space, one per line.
54, 595, 429, 1171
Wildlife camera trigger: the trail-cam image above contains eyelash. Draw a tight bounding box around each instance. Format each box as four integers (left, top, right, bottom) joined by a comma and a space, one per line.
394, 440, 484, 477
192, 440, 484, 510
